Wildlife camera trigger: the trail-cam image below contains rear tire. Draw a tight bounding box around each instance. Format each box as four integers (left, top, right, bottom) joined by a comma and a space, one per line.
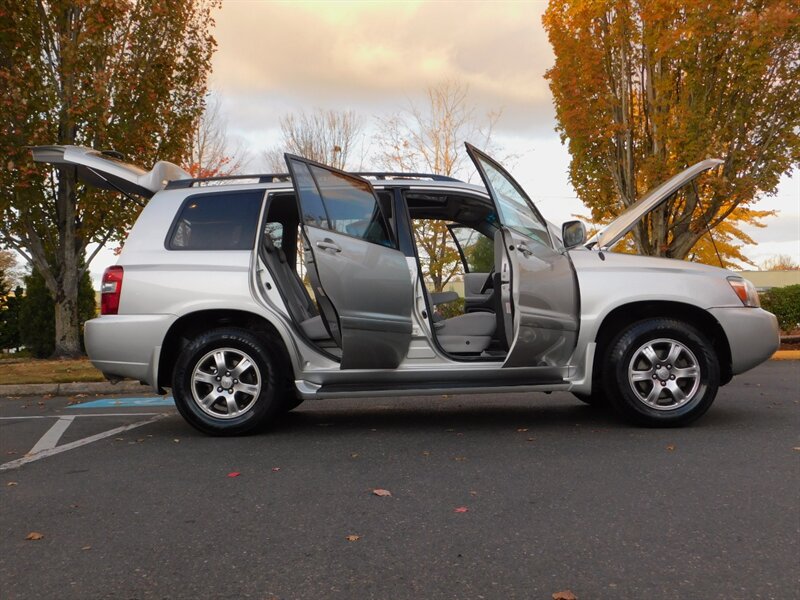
172, 327, 286, 436
602, 319, 719, 427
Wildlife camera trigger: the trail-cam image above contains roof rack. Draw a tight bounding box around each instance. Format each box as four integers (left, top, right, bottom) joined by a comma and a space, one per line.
164, 171, 463, 190
165, 173, 292, 189
353, 172, 462, 182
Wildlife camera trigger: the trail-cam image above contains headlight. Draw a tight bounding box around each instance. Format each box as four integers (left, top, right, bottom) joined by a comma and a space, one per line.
727, 276, 760, 307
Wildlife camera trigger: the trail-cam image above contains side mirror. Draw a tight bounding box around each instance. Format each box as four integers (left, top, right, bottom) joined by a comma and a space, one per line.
561, 220, 586, 249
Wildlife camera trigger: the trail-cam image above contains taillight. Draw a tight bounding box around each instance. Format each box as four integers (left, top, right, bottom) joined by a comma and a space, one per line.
101, 266, 124, 315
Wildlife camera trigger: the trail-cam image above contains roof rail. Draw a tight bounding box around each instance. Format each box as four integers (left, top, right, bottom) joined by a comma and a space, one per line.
164, 170, 463, 190
165, 173, 292, 189
352, 172, 462, 182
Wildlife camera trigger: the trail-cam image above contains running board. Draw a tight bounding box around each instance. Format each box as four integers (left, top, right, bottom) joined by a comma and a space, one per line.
295, 378, 569, 400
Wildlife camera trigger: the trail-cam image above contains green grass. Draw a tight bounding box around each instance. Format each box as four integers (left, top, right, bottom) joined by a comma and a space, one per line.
0, 358, 105, 385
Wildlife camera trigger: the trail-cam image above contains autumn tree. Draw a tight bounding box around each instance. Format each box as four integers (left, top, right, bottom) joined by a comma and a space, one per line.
376, 80, 502, 292
185, 93, 246, 178
543, 0, 799, 266
264, 109, 364, 172
0, 0, 218, 357
760, 254, 800, 271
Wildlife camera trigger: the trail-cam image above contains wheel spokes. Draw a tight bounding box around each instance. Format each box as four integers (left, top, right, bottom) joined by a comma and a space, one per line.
628, 337, 701, 411
191, 347, 262, 419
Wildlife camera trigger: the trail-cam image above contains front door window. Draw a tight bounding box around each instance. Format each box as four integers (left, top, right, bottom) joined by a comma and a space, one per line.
471, 154, 552, 248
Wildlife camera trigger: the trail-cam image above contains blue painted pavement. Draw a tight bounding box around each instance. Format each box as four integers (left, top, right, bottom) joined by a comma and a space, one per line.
68, 396, 175, 408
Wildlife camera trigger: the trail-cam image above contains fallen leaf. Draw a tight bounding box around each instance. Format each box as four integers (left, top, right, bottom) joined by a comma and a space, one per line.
350, 453, 359, 458
114, 437, 124, 442
173, 439, 180, 443
517, 428, 528, 432
271, 467, 281, 472
454, 456, 466, 462
81, 545, 91, 551
454, 507, 469, 513
25, 532, 44, 541
345, 534, 360, 542
793, 447, 800, 451
552, 591, 577, 600
7, 482, 18, 487
469, 490, 478, 496
227, 472, 240, 478
527, 437, 535, 442
666, 445, 676, 451
422, 451, 431, 456
372, 488, 392, 497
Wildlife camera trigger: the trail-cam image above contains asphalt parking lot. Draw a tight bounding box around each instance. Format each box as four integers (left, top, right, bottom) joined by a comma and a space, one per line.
1, 361, 798, 600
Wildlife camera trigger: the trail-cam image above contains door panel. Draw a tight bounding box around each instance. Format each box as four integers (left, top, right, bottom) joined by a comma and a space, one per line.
466, 143, 580, 368
501, 227, 578, 368
286, 155, 414, 369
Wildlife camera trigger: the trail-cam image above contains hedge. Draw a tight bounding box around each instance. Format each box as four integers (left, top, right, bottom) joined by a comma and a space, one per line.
759, 284, 800, 333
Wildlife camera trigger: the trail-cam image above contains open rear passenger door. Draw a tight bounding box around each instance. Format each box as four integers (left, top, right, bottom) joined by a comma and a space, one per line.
465, 143, 580, 369
284, 155, 414, 369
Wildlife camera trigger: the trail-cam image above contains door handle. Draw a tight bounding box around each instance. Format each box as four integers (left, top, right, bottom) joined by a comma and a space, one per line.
315, 239, 342, 253
516, 243, 533, 257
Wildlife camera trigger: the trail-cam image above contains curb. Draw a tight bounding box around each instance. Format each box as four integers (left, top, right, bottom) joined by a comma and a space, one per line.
0, 380, 153, 398
772, 350, 800, 361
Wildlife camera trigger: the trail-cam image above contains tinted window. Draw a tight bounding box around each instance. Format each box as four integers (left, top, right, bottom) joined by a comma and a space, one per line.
308, 165, 392, 245
287, 160, 329, 228
168, 191, 263, 250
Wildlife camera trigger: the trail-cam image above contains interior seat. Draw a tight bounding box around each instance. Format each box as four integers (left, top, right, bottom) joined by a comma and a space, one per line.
434, 311, 496, 353
261, 234, 331, 341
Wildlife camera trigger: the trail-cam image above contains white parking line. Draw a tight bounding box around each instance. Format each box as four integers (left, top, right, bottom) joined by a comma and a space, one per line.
0, 413, 164, 419
28, 415, 75, 454
0, 413, 167, 472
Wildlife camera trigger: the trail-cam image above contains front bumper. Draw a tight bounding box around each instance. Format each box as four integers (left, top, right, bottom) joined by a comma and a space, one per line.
708, 307, 780, 375
85, 314, 176, 388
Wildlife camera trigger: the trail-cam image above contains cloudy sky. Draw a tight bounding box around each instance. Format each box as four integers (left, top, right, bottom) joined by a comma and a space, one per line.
89, 0, 798, 283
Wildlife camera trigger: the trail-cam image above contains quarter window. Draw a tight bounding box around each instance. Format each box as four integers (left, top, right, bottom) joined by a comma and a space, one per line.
168, 191, 263, 250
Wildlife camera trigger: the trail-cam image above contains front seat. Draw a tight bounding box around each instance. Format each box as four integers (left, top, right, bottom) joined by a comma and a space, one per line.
435, 312, 496, 353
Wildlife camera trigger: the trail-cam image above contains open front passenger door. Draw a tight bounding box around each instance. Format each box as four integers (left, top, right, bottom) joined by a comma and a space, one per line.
284, 155, 414, 370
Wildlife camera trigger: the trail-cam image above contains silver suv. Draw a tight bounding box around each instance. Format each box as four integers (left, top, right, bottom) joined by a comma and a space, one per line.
33, 144, 780, 435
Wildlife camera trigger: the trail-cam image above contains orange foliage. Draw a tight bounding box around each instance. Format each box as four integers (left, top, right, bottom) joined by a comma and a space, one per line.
543, 0, 800, 265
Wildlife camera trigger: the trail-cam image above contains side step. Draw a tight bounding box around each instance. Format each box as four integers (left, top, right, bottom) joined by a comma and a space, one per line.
298, 378, 569, 399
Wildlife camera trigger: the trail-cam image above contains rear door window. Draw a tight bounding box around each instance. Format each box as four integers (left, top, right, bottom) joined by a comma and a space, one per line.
286, 158, 394, 247
168, 190, 264, 250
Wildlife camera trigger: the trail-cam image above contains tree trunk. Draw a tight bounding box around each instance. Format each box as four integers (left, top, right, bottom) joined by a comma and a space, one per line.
53, 289, 82, 358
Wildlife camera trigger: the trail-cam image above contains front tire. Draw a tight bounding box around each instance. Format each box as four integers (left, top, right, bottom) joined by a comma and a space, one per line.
602, 319, 719, 427
172, 328, 286, 436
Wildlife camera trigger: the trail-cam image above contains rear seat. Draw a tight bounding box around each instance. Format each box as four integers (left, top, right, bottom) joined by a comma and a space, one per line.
261, 235, 330, 341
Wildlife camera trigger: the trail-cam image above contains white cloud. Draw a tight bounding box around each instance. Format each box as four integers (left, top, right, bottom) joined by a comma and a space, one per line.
211, 1, 556, 136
